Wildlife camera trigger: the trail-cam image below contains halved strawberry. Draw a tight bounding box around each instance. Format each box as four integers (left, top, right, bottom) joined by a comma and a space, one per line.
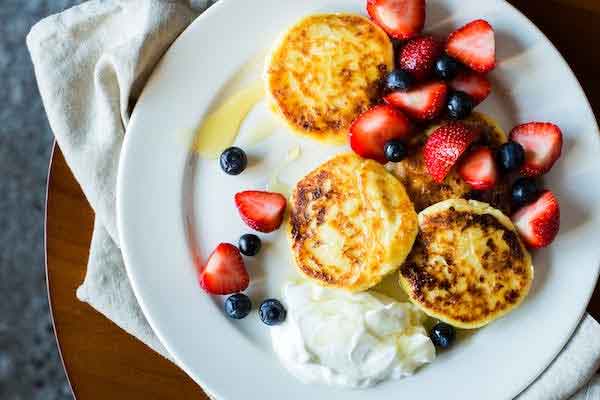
199, 243, 249, 295
509, 122, 563, 177
384, 81, 448, 121
423, 122, 479, 183
367, 0, 425, 40
458, 147, 498, 190
235, 191, 287, 233
449, 71, 491, 104
349, 104, 411, 163
398, 36, 442, 81
512, 191, 560, 248
446, 19, 496, 73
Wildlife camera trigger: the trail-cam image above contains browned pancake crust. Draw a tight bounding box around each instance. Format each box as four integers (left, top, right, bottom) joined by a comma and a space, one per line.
400, 203, 532, 328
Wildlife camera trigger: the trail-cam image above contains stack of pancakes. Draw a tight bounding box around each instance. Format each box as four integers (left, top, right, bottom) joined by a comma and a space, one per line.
267, 14, 533, 329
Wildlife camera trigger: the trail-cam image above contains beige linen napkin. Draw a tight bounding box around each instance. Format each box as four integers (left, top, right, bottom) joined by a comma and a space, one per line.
28, 1, 600, 398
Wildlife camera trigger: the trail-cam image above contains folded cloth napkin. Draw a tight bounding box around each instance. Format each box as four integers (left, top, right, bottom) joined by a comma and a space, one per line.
28, 1, 600, 398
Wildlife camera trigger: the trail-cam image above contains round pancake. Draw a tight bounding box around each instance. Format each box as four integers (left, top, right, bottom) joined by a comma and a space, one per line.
288, 153, 418, 292
391, 112, 511, 214
266, 14, 394, 144
399, 199, 533, 329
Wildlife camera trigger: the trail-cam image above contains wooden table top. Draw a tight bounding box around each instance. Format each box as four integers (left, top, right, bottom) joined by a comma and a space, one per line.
45, 1, 600, 399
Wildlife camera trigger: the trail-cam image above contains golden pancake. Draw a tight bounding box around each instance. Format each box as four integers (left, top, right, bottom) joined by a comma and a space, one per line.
288, 153, 418, 292
399, 199, 533, 329
266, 14, 394, 144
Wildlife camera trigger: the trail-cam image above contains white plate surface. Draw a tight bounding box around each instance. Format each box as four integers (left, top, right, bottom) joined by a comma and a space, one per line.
117, 1, 600, 399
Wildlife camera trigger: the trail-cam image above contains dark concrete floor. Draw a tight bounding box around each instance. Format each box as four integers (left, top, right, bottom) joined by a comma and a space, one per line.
1, 1, 84, 399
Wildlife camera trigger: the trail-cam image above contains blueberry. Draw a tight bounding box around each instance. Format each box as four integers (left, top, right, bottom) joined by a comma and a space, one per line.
239, 234, 261, 256
434, 54, 461, 80
225, 293, 252, 319
511, 178, 540, 208
430, 322, 456, 349
497, 141, 525, 172
384, 139, 407, 162
446, 91, 475, 120
382, 69, 413, 93
259, 299, 287, 326
220, 147, 247, 175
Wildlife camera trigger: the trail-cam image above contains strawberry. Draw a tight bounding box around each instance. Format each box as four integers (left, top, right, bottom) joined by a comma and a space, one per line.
458, 147, 498, 190
384, 81, 448, 121
446, 19, 496, 73
449, 71, 492, 104
349, 104, 412, 163
199, 243, 249, 295
512, 191, 560, 248
423, 122, 479, 183
366, 0, 425, 40
509, 122, 563, 177
235, 191, 287, 233
398, 36, 442, 81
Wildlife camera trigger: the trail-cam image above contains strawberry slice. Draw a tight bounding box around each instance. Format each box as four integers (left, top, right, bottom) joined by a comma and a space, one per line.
366, 0, 425, 40
423, 122, 479, 183
384, 81, 448, 121
349, 104, 411, 163
458, 147, 498, 190
446, 19, 496, 73
449, 71, 491, 104
235, 191, 287, 233
509, 122, 563, 177
398, 36, 442, 81
512, 191, 560, 248
199, 243, 249, 295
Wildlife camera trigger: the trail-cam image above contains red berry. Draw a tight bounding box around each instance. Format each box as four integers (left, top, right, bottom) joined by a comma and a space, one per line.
449, 71, 492, 105
458, 147, 498, 190
235, 191, 287, 233
349, 105, 412, 163
199, 243, 249, 295
512, 191, 560, 248
367, 0, 426, 40
446, 20, 496, 73
384, 81, 448, 121
509, 122, 563, 177
399, 36, 442, 81
423, 122, 479, 183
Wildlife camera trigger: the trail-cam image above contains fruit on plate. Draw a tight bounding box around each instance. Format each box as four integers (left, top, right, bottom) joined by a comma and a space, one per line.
238, 233, 261, 256
199, 243, 249, 295
366, 0, 426, 40
398, 36, 442, 80
384, 81, 448, 121
434, 54, 461, 81
235, 191, 287, 233
220, 147, 248, 175
458, 147, 498, 190
511, 177, 540, 208
225, 293, 252, 319
430, 322, 456, 349
449, 71, 491, 105
446, 19, 496, 73
497, 141, 525, 172
423, 122, 479, 183
382, 69, 414, 93
384, 139, 407, 162
446, 91, 475, 120
509, 122, 563, 177
349, 104, 412, 163
512, 190, 560, 248
259, 299, 287, 325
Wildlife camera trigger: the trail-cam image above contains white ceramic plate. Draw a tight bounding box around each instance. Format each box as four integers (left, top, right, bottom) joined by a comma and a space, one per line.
117, 1, 600, 399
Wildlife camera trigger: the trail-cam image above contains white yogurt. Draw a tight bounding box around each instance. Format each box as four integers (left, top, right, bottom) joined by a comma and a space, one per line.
271, 281, 435, 388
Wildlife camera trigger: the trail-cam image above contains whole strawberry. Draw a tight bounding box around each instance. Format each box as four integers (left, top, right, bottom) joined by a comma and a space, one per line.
399, 36, 442, 81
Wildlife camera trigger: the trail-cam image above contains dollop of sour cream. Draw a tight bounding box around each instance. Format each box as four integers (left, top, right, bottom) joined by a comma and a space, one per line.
271, 281, 435, 388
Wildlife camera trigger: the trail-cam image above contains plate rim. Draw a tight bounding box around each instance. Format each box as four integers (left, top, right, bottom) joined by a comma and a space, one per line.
116, 0, 600, 399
